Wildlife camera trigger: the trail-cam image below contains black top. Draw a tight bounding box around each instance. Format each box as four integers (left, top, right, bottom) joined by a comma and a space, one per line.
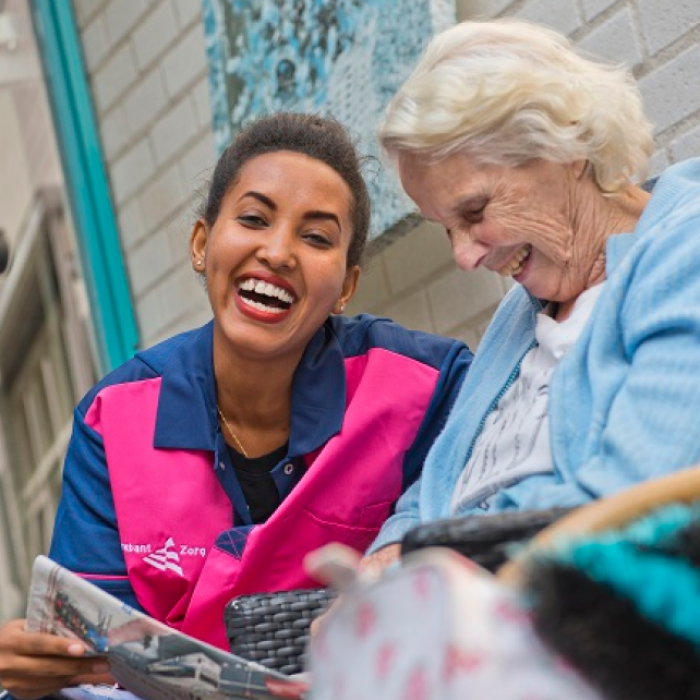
227, 442, 288, 524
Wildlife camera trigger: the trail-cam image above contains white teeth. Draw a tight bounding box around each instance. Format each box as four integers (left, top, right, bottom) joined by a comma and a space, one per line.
239, 278, 295, 303
240, 297, 287, 314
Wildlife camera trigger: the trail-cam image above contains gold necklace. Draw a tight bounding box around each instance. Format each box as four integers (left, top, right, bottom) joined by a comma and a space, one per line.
217, 405, 249, 458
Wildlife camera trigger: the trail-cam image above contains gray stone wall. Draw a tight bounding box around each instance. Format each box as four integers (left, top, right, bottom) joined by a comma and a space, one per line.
73, 0, 700, 350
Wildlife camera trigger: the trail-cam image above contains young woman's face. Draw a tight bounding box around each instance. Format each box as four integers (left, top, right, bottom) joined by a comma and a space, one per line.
398, 151, 601, 304
192, 150, 359, 364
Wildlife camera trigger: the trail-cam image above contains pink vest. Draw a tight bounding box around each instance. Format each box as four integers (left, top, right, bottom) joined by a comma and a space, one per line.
85, 350, 440, 650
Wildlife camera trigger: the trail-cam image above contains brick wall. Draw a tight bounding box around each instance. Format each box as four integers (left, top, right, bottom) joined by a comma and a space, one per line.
73, 0, 213, 349
73, 0, 700, 351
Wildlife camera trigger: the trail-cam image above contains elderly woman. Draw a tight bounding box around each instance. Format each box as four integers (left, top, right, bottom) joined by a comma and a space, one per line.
368, 18, 700, 556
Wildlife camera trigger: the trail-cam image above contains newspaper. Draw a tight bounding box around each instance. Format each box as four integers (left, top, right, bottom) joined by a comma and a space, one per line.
25, 556, 308, 700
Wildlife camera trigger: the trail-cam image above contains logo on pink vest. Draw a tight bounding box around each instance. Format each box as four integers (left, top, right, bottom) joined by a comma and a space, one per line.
143, 537, 183, 576
122, 537, 207, 577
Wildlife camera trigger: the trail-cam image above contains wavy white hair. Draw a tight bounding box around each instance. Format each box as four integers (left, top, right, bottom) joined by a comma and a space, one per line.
378, 19, 653, 192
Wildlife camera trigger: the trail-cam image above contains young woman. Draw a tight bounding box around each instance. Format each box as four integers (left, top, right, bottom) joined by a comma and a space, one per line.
0, 113, 470, 699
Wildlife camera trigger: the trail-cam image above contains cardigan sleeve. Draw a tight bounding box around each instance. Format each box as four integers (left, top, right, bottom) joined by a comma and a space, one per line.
574, 219, 700, 499
366, 473, 424, 553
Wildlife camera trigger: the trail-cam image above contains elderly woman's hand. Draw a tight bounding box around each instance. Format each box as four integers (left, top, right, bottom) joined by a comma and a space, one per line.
0, 619, 114, 700
358, 543, 402, 576
307, 543, 402, 638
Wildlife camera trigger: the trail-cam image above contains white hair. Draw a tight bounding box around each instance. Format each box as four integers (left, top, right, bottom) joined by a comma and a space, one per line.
378, 19, 653, 191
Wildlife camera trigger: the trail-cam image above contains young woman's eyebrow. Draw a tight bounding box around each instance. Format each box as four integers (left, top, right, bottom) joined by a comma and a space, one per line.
302, 210, 341, 228
240, 191, 276, 209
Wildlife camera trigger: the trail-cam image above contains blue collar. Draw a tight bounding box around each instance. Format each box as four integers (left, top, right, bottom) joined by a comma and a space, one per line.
153, 320, 346, 456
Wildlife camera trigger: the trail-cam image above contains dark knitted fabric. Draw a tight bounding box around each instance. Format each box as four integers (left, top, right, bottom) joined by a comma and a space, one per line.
527, 561, 700, 700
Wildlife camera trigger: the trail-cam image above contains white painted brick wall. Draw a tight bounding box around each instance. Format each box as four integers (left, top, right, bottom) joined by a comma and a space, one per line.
670, 123, 700, 162
189, 79, 214, 131
122, 68, 169, 137
513, 0, 583, 35
135, 264, 207, 343
382, 223, 454, 296
577, 6, 642, 67
73, 0, 109, 28
91, 43, 138, 113
75, 0, 700, 351
384, 289, 435, 333
178, 130, 216, 192
637, 1, 700, 57
110, 137, 155, 205
103, 0, 148, 47
639, 45, 700, 136
129, 226, 177, 297
427, 267, 508, 336
97, 104, 129, 161
345, 255, 391, 314
81, 14, 109, 71
75, 0, 213, 349
137, 166, 189, 234
118, 198, 145, 251
648, 148, 670, 177
150, 99, 200, 166
132, 2, 180, 72
161, 24, 209, 99
456, 0, 512, 20
173, 0, 204, 28
580, 0, 618, 22
135, 278, 168, 340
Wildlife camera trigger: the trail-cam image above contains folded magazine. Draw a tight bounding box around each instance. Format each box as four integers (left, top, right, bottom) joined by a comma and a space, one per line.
25, 556, 307, 700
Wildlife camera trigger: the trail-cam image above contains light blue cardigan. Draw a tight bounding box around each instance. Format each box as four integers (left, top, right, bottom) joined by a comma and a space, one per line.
371, 158, 700, 552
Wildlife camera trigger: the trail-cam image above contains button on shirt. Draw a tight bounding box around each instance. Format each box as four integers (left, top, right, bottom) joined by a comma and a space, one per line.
225, 442, 295, 524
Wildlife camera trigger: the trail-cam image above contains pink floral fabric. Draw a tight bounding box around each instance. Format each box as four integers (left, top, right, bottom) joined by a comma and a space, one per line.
309, 550, 601, 700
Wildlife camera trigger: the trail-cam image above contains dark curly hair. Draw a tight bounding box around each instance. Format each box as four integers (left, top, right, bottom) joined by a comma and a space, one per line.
201, 113, 371, 268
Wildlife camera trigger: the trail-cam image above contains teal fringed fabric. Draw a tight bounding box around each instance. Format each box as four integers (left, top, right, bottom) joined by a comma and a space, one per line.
524, 502, 700, 700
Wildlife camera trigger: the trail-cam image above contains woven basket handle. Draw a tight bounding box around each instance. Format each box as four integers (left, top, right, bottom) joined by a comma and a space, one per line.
498, 463, 700, 585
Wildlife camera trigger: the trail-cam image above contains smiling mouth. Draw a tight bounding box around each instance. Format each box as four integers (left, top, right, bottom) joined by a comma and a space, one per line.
237, 278, 296, 315
497, 244, 531, 277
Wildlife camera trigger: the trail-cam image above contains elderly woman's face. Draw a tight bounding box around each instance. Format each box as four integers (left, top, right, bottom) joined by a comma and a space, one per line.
398, 151, 603, 304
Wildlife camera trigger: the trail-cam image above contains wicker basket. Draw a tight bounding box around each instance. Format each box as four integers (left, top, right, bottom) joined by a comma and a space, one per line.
225, 587, 336, 675
224, 509, 572, 673
401, 507, 573, 572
